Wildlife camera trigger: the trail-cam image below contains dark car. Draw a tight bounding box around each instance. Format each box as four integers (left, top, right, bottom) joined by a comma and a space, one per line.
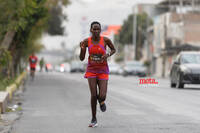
170, 51, 200, 88
122, 61, 147, 77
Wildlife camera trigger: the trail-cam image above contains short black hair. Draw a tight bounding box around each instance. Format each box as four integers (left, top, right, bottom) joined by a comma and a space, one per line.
90, 21, 101, 29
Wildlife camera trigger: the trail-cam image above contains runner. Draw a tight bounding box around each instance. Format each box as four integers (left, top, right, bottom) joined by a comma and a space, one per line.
29, 52, 38, 80
79, 21, 116, 127
39, 57, 45, 72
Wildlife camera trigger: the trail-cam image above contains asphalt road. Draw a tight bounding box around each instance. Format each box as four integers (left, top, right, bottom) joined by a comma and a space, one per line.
12, 72, 200, 133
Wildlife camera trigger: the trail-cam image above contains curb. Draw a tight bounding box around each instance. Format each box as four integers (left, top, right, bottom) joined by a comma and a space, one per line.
0, 71, 27, 114
6, 84, 17, 102
0, 92, 9, 114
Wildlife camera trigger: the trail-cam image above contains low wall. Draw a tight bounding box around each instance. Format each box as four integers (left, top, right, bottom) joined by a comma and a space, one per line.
0, 71, 27, 114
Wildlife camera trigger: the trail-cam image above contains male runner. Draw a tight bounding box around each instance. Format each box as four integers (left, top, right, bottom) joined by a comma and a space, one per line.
29, 52, 38, 80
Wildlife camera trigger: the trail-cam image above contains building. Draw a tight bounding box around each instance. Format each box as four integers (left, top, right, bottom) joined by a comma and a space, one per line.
132, 4, 169, 62
151, 0, 200, 77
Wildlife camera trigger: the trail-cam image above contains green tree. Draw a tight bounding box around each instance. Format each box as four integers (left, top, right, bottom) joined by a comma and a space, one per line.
45, 0, 69, 35
0, 0, 70, 79
47, 6, 65, 35
115, 13, 153, 60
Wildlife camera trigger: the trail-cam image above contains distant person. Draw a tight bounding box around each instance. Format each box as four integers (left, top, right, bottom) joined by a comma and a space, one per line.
45, 63, 52, 72
79, 21, 116, 127
39, 57, 45, 72
29, 52, 38, 80
45, 64, 48, 72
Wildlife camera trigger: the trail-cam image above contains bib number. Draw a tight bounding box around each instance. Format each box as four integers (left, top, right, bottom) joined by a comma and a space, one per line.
90, 54, 102, 61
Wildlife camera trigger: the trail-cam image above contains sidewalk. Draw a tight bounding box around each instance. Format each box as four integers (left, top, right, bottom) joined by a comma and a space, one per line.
0, 72, 26, 133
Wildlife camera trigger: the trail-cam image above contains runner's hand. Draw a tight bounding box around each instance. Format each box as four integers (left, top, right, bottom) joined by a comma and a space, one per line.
80, 41, 85, 49
101, 54, 109, 61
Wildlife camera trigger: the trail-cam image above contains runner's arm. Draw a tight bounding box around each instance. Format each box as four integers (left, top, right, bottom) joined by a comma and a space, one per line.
102, 37, 116, 60
79, 39, 88, 61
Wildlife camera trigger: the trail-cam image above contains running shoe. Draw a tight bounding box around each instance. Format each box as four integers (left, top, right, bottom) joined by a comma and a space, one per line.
88, 118, 98, 127
100, 101, 106, 112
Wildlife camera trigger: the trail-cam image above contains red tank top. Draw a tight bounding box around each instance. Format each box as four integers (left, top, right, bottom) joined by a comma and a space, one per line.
29, 56, 38, 68
86, 36, 109, 74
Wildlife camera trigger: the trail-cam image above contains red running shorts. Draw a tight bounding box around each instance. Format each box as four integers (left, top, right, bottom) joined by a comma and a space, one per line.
84, 72, 109, 80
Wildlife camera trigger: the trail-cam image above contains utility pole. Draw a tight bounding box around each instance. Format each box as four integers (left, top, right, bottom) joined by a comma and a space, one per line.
162, 12, 167, 78
133, 5, 137, 60
192, 0, 195, 11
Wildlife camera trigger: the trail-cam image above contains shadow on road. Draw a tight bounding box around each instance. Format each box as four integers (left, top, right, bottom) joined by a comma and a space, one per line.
181, 87, 200, 91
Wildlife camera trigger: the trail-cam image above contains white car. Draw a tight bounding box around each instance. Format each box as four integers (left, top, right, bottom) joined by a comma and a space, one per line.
55, 63, 71, 73
61, 63, 71, 73
108, 63, 122, 74
70, 61, 85, 73
122, 61, 147, 77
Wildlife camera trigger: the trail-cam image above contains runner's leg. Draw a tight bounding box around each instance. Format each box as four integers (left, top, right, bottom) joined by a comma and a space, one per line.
30, 68, 35, 81
31, 70, 34, 80
97, 80, 107, 102
97, 80, 108, 112
32, 70, 35, 80
88, 78, 98, 120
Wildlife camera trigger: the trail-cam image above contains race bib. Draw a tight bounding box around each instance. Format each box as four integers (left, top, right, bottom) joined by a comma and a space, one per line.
31, 59, 36, 63
90, 54, 102, 61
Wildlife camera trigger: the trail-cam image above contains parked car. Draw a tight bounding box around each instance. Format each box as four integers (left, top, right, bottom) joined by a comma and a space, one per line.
55, 63, 71, 73
108, 63, 122, 75
70, 60, 85, 73
170, 51, 200, 88
55, 65, 61, 72
62, 62, 71, 72
122, 61, 147, 77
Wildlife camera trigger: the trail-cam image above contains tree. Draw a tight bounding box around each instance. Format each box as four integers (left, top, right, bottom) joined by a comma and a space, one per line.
47, 6, 65, 35
45, 0, 69, 35
0, 0, 70, 79
115, 13, 153, 60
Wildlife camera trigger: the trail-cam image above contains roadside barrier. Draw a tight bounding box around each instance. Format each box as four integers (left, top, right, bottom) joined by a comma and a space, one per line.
0, 71, 27, 114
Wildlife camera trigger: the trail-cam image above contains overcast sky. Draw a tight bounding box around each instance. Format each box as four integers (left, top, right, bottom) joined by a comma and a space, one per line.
41, 0, 163, 50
